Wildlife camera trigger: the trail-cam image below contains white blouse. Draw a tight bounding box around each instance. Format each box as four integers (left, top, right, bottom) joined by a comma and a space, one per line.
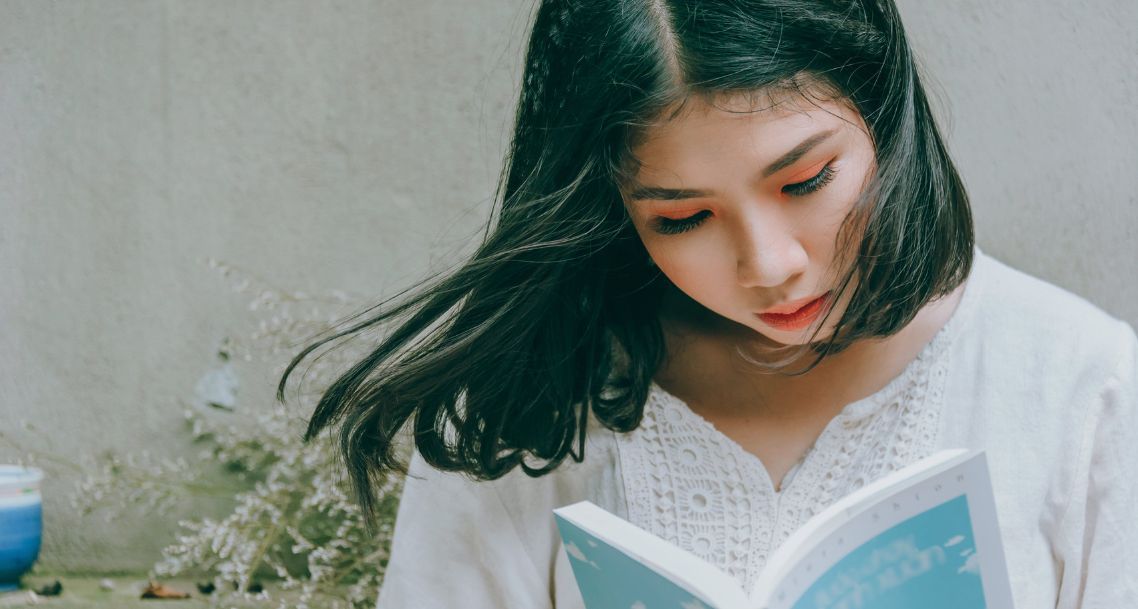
375, 248, 1138, 608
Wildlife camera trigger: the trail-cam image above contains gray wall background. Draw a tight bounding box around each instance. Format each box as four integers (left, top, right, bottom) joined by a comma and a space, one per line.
2, 0, 1135, 572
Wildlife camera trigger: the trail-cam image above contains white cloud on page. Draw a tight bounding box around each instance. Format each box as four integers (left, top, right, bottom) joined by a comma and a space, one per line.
957, 552, 981, 575
566, 541, 588, 562
564, 541, 600, 569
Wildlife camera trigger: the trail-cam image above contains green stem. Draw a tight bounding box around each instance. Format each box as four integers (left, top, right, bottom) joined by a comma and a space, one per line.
242, 490, 305, 591
243, 517, 283, 592
326, 545, 386, 587
0, 434, 84, 474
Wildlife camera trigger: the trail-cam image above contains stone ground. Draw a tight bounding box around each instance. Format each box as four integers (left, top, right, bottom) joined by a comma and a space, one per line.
1, 577, 207, 608
0, 576, 361, 608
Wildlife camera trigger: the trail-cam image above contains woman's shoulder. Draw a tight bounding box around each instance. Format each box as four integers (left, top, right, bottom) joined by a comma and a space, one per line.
967, 248, 1134, 359
391, 411, 623, 579
401, 408, 622, 515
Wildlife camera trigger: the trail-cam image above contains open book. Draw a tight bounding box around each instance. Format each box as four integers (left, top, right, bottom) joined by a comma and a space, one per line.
554, 449, 1014, 609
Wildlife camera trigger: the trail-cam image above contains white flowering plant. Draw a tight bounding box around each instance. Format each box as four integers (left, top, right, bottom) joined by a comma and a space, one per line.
149, 404, 404, 609
69, 260, 409, 609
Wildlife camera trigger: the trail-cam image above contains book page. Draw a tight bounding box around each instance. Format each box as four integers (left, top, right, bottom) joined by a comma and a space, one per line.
555, 503, 748, 609
756, 451, 1013, 609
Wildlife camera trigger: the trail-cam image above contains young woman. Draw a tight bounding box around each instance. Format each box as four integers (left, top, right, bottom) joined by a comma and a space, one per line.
281, 1, 1137, 606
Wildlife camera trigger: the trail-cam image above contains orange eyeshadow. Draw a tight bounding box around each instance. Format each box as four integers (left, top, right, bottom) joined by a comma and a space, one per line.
785, 159, 829, 183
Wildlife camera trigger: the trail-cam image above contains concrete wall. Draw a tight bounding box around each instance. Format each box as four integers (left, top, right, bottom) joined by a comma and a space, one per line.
1, 0, 530, 572
1, 0, 1134, 572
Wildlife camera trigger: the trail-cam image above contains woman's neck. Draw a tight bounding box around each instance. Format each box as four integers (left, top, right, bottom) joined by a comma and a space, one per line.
654, 282, 966, 421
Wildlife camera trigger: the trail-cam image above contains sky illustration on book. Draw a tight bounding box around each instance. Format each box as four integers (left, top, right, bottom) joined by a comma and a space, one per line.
555, 515, 718, 609
788, 494, 985, 609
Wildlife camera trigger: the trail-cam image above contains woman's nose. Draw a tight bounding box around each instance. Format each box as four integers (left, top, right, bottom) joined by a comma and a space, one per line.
734, 211, 809, 289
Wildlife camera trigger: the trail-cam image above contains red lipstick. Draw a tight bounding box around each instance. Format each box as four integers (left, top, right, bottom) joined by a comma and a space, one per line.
756, 292, 833, 331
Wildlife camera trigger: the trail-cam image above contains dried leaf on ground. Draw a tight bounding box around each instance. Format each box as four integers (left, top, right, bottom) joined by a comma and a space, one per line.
140, 580, 191, 599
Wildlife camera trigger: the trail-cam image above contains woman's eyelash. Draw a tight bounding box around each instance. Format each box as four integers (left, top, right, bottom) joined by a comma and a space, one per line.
649, 163, 839, 235
782, 162, 838, 197
652, 210, 712, 235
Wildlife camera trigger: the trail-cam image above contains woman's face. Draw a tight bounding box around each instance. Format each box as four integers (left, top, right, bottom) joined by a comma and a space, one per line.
621, 93, 875, 346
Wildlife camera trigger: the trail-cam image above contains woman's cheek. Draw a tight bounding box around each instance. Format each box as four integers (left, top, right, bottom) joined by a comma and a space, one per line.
651, 241, 734, 311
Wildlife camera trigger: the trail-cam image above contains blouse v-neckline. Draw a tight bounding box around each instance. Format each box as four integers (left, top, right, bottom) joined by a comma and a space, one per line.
649, 331, 942, 500
614, 250, 985, 591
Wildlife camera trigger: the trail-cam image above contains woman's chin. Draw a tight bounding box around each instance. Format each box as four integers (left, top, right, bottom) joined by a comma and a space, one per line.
738, 317, 841, 350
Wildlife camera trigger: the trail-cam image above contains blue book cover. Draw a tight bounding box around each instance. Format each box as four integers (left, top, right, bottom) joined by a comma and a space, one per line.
554, 449, 1014, 609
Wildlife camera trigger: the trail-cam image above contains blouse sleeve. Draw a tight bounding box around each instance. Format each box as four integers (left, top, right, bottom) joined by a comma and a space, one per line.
376, 449, 553, 609
1054, 320, 1138, 607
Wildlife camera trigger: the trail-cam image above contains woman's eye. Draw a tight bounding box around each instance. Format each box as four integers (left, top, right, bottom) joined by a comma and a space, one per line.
650, 210, 712, 235
647, 163, 838, 236
782, 162, 838, 197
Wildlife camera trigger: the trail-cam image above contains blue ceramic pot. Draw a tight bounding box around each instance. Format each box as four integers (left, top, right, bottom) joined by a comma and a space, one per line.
0, 466, 43, 592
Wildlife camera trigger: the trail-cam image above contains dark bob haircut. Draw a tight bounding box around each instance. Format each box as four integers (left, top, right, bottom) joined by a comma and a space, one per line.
279, 0, 973, 521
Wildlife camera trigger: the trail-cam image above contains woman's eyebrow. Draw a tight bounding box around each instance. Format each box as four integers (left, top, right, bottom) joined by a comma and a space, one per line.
626, 128, 838, 202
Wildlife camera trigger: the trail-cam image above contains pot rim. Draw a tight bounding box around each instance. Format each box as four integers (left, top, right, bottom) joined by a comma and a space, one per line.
0, 465, 44, 491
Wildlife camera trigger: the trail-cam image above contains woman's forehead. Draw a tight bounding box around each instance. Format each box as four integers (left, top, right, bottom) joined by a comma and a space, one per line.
633, 95, 862, 156
653, 79, 847, 121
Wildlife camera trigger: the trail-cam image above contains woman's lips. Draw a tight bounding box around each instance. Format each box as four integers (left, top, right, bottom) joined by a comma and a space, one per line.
756, 292, 833, 331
